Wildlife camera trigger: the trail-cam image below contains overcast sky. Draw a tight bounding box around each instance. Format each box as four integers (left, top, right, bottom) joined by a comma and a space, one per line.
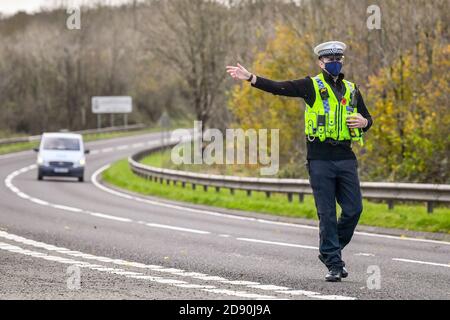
0, 0, 138, 16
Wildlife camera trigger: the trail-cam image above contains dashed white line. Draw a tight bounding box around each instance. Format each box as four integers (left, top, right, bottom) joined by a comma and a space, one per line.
236, 237, 318, 250
88, 212, 132, 223
392, 258, 450, 268
145, 223, 210, 235
91, 164, 450, 246
355, 253, 375, 257
132, 143, 145, 148
5, 165, 209, 236
50, 204, 83, 212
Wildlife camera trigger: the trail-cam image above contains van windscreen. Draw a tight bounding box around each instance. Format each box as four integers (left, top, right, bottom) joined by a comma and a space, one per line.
43, 137, 80, 151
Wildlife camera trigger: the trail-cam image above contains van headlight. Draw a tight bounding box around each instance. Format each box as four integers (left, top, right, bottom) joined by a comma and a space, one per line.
37, 156, 44, 165
79, 158, 86, 166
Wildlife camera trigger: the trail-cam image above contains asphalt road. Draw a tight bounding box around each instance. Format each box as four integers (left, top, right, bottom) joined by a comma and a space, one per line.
0, 132, 449, 300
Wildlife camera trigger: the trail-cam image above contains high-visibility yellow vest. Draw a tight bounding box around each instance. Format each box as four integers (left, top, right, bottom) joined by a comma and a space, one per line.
304, 73, 363, 145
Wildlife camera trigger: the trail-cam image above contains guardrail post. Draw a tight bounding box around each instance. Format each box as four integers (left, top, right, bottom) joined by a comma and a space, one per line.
203, 185, 208, 192
215, 187, 220, 193
166, 179, 170, 185
299, 194, 304, 203
182, 182, 186, 188
192, 184, 196, 190
230, 188, 234, 195
265, 191, 271, 198
387, 200, 394, 210
287, 193, 293, 202
159, 178, 163, 184
427, 201, 434, 214
247, 190, 251, 197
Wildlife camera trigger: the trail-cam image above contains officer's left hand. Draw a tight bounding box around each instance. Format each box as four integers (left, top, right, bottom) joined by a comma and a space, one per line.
346, 113, 368, 128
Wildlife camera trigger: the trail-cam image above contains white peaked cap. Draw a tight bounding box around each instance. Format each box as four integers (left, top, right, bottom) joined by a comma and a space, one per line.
314, 41, 347, 57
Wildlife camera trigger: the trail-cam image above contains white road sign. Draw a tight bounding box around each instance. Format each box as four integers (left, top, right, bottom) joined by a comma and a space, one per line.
92, 96, 132, 114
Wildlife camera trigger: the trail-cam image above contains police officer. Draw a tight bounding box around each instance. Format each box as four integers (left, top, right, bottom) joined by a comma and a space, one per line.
226, 41, 373, 282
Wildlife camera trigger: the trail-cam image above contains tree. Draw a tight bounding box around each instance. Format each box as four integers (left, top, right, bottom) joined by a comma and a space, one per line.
364, 41, 449, 183
228, 25, 317, 175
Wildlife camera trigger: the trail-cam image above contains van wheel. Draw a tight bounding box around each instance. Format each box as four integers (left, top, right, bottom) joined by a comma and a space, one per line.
38, 170, 43, 181
78, 176, 84, 182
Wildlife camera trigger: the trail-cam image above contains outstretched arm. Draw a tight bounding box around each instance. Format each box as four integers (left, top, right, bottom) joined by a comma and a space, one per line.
226, 63, 311, 99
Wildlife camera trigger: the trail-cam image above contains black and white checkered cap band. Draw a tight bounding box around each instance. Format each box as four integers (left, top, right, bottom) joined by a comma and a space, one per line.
318, 48, 344, 56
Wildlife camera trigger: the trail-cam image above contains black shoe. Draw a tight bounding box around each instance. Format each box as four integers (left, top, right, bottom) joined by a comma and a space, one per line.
319, 254, 348, 276
342, 267, 348, 278
325, 269, 342, 282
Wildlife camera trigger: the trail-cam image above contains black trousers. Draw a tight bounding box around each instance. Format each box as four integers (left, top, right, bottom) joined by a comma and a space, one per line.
306, 159, 363, 270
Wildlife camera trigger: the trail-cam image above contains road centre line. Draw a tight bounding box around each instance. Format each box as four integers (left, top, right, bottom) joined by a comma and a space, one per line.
91, 164, 450, 247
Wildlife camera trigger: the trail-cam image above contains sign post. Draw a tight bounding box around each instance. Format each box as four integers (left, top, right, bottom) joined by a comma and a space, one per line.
92, 96, 132, 129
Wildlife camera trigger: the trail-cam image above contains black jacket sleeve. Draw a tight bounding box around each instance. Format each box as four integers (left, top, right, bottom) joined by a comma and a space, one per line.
251, 76, 314, 101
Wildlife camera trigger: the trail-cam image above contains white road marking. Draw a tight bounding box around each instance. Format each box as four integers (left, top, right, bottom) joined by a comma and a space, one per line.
132, 143, 145, 148
175, 284, 216, 289
156, 268, 185, 273
116, 145, 129, 151
51, 204, 83, 212
0, 240, 277, 300
29, 198, 49, 206
91, 164, 450, 246
8, 164, 449, 281
88, 212, 132, 222
277, 290, 320, 296
0, 230, 357, 300
221, 280, 260, 285
355, 253, 375, 257
146, 223, 210, 235
5, 165, 213, 237
203, 289, 276, 299
194, 276, 228, 281
101, 147, 114, 153
393, 258, 450, 268
237, 237, 318, 250
312, 295, 357, 300
249, 285, 290, 291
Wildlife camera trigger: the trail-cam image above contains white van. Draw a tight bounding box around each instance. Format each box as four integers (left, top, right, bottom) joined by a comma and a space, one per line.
34, 133, 90, 182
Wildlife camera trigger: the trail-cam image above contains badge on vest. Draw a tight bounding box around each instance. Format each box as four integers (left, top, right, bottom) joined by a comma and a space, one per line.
319, 87, 329, 100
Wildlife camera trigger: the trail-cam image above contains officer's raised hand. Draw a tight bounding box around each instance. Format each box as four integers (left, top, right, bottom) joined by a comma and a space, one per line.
346, 113, 368, 129
226, 63, 253, 81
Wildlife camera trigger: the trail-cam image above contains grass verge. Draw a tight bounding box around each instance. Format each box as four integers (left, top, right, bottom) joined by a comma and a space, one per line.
103, 158, 450, 234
